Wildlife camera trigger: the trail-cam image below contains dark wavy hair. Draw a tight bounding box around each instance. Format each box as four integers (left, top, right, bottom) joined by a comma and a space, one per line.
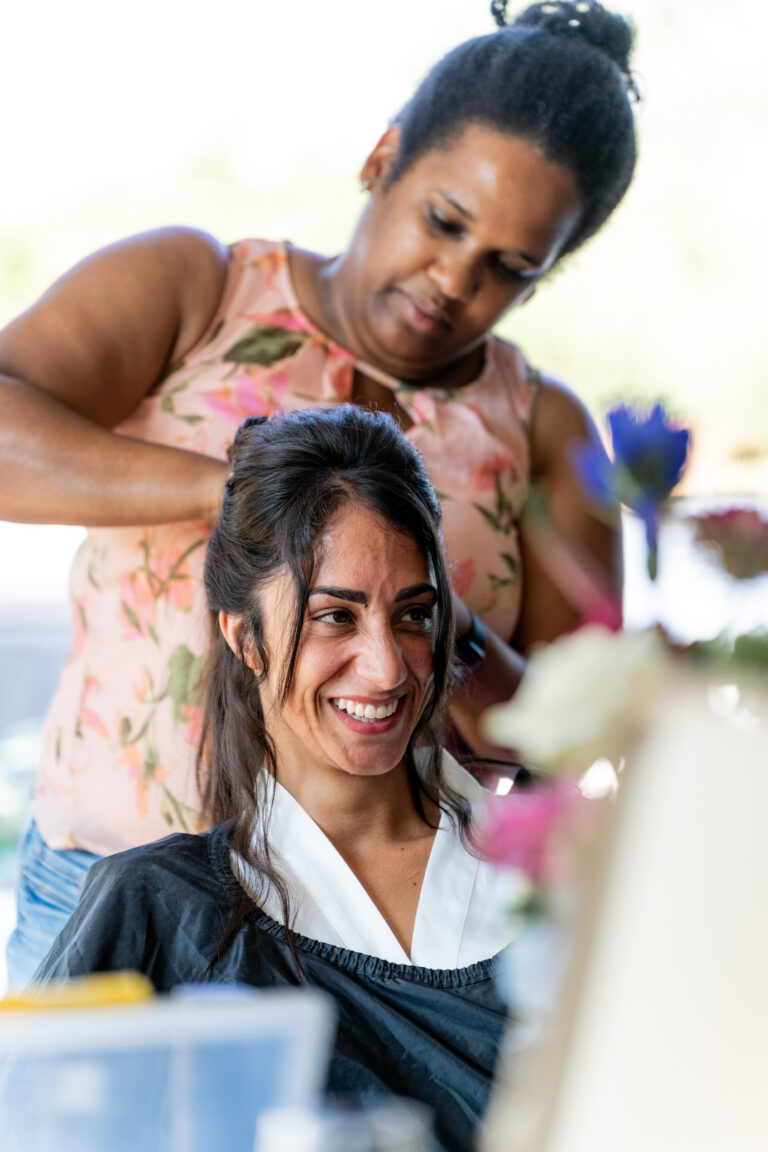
198, 405, 463, 969
390, 0, 639, 254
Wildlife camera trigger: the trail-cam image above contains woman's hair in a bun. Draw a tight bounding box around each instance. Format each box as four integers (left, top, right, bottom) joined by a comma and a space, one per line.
390, 0, 639, 254
495, 1, 638, 99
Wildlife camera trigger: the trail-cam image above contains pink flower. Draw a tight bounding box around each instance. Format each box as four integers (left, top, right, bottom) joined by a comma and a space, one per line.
118, 569, 155, 639
451, 557, 477, 599
203, 371, 289, 423
182, 704, 204, 748
474, 779, 583, 883
693, 507, 768, 580
151, 549, 195, 613
471, 451, 514, 492
409, 391, 438, 426
118, 737, 170, 820
78, 674, 110, 741
240, 309, 315, 336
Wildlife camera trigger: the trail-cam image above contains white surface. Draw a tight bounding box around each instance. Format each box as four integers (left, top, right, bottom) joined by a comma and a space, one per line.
546, 679, 768, 1152
623, 502, 768, 642
0, 523, 84, 613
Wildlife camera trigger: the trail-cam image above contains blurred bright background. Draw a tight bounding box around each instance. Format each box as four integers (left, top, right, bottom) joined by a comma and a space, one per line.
1, 0, 766, 990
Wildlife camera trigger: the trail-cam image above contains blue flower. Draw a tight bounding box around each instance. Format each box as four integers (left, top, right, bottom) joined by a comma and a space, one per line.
573, 403, 691, 580
608, 403, 690, 507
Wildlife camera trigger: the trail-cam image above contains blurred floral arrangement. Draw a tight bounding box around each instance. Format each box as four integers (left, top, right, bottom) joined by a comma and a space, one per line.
475, 400, 768, 916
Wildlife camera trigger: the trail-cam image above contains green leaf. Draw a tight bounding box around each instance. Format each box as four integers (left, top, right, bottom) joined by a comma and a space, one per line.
472, 502, 502, 532
143, 743, 160, 780
500, 552, 521, 580
206, 318, 225, 345
164, 644, 207, 724
160, 783, 192, 832
224, 323, 308, 366
121, 600, 143, 634
119, 715, 132, 745
178, 413, 205, 425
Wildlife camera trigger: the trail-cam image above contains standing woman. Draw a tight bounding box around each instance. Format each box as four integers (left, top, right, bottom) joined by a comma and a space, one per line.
1, 0, 638, 985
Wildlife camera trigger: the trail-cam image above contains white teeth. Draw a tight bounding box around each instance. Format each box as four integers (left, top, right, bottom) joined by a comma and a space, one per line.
333, 698, 399, 722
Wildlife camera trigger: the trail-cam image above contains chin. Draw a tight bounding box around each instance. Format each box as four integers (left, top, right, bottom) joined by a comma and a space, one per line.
337, 753, 407, 778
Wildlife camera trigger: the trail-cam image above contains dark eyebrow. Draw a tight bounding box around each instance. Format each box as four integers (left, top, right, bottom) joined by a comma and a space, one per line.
437, 189, 540, 269
394, 583, 437, 602
309, 586, 367, 604
308, 583, 436, 604
438, 189, 474, 221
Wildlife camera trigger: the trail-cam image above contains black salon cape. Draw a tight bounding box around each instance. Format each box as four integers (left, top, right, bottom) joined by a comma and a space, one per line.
36, 825, 510, 1152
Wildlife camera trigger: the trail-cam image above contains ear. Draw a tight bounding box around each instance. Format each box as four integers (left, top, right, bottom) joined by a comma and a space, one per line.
218, 611, 261, 673
360, 124, 402, 192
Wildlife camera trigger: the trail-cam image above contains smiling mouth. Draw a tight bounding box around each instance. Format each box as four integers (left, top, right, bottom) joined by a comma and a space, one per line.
332, 697, 401, 723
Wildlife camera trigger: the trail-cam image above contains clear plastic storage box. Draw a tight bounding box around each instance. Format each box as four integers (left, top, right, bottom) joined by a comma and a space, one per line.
0, 986, 334, 1152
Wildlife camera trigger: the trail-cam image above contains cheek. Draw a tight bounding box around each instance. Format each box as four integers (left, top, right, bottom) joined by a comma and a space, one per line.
367, 209, 429, 277
290, 646, 342, 712
408, 641, 436, 690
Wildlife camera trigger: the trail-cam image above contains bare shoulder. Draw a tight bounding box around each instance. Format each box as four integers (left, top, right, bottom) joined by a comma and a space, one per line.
42, 226, 230, 357
529, 371, 603, 478
0, 226, 230, 427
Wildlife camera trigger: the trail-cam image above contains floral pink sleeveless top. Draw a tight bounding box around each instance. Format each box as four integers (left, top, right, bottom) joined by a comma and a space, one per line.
34, 239, 538, 854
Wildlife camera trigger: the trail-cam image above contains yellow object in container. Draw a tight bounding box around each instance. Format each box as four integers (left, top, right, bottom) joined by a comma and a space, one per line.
0, 970, 154, 1010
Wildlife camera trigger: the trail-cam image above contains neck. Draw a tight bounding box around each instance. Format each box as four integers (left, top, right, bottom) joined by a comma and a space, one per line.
276, 758, 438, 851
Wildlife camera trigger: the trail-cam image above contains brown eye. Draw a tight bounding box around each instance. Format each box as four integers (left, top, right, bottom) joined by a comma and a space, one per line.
494, 256, 527, 282
428, 207, 462, 237
400, 604, 434, 630
316, 608, 353, 626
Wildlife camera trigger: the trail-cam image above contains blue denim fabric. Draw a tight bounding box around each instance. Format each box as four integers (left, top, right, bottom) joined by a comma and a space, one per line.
5, 819, 101, 990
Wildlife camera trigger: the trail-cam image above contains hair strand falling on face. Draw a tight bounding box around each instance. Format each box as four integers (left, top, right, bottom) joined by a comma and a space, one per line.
197, 406, 466, 975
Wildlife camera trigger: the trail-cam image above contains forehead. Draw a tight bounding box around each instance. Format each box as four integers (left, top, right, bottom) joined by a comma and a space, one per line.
402, 123, 583, 258
313, 503, 429, 585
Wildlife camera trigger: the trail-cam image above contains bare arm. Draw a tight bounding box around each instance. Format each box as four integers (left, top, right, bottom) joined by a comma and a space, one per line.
0, 227, 231, 527
448, 376, 622, 759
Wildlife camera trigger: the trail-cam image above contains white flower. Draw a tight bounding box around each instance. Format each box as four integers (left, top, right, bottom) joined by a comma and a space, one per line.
481, 625, 671, 774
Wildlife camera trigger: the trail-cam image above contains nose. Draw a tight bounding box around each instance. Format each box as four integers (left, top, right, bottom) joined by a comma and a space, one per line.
354, 624, 407, 691
428, 250, 479, 303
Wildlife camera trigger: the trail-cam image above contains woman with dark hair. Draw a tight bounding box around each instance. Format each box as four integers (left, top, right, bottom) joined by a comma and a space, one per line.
36, 406, 514, 1152
3, 0, 635, 983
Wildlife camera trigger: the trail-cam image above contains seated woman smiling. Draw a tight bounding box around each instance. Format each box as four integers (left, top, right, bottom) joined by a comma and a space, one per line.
35, 406, 515, 1150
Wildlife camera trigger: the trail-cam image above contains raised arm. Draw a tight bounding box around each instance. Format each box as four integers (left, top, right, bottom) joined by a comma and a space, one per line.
0, 227, 231, 527
448, 376, 622, 759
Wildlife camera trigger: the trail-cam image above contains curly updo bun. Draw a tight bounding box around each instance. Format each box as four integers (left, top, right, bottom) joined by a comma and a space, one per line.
391, 0, 639, 254
495, 1, 638, 97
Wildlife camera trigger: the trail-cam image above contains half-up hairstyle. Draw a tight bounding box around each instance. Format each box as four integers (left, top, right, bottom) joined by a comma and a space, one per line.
198, 405, 462, 968
390, 0, 639, 254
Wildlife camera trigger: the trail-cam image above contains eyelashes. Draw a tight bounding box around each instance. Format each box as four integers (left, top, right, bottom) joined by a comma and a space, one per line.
312, 604, 435, 630
426, 206, 530, 283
